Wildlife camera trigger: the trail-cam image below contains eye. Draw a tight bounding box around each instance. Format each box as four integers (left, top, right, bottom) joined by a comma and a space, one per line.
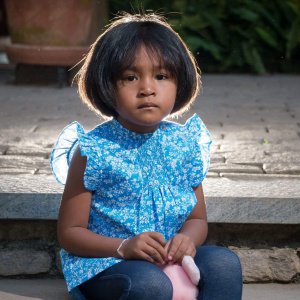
156, 74, 168, 80
125, 75, 137, 81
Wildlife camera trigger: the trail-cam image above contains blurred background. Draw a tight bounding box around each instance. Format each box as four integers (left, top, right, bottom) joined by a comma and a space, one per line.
110, 0, 300, 74
0, 0, 299, 85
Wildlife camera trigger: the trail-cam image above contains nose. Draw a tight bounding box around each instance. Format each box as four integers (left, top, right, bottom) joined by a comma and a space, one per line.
138, 78, 156, 97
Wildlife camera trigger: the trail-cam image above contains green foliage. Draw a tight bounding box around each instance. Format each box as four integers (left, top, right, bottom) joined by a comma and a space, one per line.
109, 0, 300, 73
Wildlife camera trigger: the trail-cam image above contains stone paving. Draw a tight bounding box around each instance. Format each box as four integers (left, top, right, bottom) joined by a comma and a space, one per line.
0, 72, 299, 179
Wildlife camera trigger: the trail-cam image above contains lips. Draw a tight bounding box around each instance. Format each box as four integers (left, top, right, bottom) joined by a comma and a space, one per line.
137, 102, 158, 109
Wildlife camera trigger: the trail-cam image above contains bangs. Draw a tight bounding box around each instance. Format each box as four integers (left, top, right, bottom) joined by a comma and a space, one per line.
110, 22, 183, 82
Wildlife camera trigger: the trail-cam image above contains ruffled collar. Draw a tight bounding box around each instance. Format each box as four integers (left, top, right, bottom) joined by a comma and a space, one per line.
111, 118, 162, 140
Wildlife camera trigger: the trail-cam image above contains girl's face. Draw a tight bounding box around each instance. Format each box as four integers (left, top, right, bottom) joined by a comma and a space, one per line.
115, 46, 177, 133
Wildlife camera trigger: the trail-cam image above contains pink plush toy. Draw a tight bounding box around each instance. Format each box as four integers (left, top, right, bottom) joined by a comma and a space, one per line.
161, 255, 200, 300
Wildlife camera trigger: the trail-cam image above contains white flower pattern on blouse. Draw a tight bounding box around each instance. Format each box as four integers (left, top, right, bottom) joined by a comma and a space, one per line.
50, 114, 211, 300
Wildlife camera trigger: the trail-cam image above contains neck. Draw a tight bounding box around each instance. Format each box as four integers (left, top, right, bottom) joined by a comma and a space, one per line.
116, 117, 159, 134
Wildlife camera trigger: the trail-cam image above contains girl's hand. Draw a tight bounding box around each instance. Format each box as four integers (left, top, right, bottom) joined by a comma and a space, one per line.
121, 232, 167, 264
165, 233, 196, 263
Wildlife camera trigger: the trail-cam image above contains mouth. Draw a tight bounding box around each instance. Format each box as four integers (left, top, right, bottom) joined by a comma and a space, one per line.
137, 102, 158, 109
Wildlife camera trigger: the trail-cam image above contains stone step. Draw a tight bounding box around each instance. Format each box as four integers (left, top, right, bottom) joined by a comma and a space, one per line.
0, 174, 300, 284
0, 174, 299, 224
0, 279, 299, 300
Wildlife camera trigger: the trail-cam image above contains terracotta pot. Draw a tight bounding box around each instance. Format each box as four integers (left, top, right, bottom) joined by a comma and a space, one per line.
4, 0, 108, 66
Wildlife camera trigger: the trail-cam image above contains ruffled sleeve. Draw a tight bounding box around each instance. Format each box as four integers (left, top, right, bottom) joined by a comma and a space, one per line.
50, 121, 98, 191
184, 114, 212, 187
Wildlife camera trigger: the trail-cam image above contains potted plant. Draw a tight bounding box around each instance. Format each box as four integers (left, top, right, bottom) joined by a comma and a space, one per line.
4, 0, 108, 84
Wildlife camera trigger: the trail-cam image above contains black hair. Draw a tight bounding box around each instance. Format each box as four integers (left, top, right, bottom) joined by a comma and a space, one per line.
76, 13, 200, 118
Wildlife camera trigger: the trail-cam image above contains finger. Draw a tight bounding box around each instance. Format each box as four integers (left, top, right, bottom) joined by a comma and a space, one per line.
172, 242, 188, 263
141, 243, 167, 264
145, 244, 166, 264
191, 248, 196, 258
184, 249, 196, 259
147, 232, 166, 247
164, 240, 171, 252
130, 241, 158, 263
182, 241, 196, 256
129, 233, 165, 263
139, 250, 156, 264
148, 251, 164, 264
147, 239, 168, 261
186, 245, 196, 258
179, 241, 196, 261
169, 235, 192, 262
167, 237, 182, 261
145, 232, 168, 263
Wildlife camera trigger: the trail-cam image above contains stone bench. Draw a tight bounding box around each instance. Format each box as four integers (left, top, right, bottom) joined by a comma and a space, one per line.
0, 174, 300, 283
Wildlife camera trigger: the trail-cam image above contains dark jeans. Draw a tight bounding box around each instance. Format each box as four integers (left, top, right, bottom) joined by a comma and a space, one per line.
79, 245, 243, 300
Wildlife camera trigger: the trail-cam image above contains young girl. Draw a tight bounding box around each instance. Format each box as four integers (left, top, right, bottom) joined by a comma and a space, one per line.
51, 13, 243, 300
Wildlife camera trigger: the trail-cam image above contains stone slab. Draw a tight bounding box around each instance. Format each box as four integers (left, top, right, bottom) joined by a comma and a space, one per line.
209, 163, 263, 174
203, 177, 300, 223
220, 142, 300, 153
206, 197, 300, 224
221, 130, 268, 142
0, 175, 299, 224
0, 279, 71, 300
0, 280, 299, 300
219, 173, 300, 179
0, 156, 50, 171
0, 145, 8, 155
225, 151, 300, 165
263, 162, 300, 175
5, 145, 51, 157
233, 248, 300, 283
210, 153, 225, 163
0, 175, 62, 194
0, 193, 61, 220
242, 283, 300, 300
204, 177, 300, 198
0, 250, 51, 276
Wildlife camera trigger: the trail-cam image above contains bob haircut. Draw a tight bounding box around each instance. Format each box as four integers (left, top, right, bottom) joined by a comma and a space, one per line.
76, 13, 200, 118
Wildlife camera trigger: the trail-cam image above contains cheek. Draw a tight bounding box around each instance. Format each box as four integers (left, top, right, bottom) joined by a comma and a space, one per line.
173, 87, 177, 99
161, 82, 177, 97
171, 86, 178, 104
116, 88, 133, 105
170, 82, 177, 98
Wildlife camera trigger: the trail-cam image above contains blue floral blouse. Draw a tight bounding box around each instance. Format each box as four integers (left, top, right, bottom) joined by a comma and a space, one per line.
50, 114, 211, 300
